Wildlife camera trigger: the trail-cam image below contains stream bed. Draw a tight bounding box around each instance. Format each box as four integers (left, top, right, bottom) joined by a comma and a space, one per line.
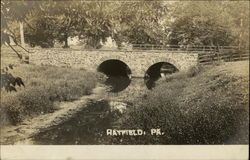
30, 76, 154, 144
32, 99, 123, 145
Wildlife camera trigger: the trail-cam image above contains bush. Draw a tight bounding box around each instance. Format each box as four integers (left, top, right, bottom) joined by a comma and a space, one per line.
111, 64, 248, 144
157, 65, 203, 85
0, 64, 103, 125
186, 65, 203, 77
1, 88, 54, 125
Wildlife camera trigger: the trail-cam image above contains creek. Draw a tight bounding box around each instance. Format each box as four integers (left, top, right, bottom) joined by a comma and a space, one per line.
31, 76, 154, 144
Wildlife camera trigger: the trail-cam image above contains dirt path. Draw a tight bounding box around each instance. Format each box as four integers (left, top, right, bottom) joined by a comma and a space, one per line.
0, 85, 107, 144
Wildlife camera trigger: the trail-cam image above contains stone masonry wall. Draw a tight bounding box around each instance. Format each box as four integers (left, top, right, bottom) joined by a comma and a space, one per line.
29, 49, 198, 77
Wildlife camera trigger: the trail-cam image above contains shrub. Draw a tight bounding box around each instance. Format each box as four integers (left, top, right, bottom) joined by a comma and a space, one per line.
114, 91, 248, 144
157, 65, 203, 85
1, 64, 103, 125
111, 64, 248, 144
186, 65, 203, 78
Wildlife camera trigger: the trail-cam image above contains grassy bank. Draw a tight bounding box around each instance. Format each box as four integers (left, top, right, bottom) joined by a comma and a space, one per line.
1, 64, 103, 125
114, 61, 249, 144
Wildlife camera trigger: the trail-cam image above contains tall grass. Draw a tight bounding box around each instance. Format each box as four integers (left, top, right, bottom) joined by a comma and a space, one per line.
1, 64, 103, 125
113, 65, 249, 144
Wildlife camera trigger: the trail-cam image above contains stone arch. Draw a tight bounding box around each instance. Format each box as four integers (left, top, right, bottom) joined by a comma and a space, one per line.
97, 59, 132, 76
143, 58, 180, 89
97, 57, 132, 92
144, 57, 182, 74
97, 55, 132, 71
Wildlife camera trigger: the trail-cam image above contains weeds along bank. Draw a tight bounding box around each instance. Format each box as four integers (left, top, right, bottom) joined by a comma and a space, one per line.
111, 62, 249, 144
29, 62, 249, 145
0, 64, 104, 125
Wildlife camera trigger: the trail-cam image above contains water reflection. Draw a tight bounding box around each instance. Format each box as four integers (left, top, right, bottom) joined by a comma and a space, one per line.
144, 62, 178, 89
105, 76, 131, 92
98, 59, 132, 92
144, 77, 159, 90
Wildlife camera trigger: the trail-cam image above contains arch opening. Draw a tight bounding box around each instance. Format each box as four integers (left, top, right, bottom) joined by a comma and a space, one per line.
97, 59, 132, 92
144, 62, 179, 89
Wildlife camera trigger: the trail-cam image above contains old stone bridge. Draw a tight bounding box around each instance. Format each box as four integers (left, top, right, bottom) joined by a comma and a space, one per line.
29, 48, 198, 78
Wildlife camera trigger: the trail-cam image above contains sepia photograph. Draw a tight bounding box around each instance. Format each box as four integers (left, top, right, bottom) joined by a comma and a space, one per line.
0, 0, 249, 159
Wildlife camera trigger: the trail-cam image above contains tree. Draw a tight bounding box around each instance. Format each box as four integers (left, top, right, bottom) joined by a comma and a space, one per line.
23, 1, 73, 48
1, 0, 34, 91
221, 1, 249, 49
5, 1, 168, 49
111, 1, 167, 46
24, 11, 57, 48
77, 2, 113, 49
45, 1, 84, 48
1, 0, 39, 47
23, 1, 113, 49
4, 0, 248, 49
165, 1, 249, 48
166, 1, 235, 46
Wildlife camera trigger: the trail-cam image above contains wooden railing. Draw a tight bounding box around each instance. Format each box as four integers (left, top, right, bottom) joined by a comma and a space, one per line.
130, 44, 249, 64
131, 44, 242, 51
198, 47, 249, 65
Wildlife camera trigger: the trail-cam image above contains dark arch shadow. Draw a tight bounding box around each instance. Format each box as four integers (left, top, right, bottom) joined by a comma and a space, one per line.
98, 59, 132, 92
144, 62, 179, 89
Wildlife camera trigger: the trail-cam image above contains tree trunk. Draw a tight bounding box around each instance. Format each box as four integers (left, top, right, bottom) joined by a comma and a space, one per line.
9, 36, 15, 45
63, 34, 69, 48
19, 22, 25, 47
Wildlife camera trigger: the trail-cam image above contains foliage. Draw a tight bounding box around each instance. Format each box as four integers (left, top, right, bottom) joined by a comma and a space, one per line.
3, 1, 249, 48
1, 1, 38, 93
221, 1, 249, 48
79, 2, 113, 49
167, 1, 234, 46
112, 1, 167, 46
186, 65, 203, 78
1, 64, 25, 92
24, 15, 57, 48
1, 0, 38, 45
0, 64, 103, 125
20, 1, 113, 48
111, 63, 249, 144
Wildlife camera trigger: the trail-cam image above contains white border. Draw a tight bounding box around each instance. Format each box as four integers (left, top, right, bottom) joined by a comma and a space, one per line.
1, 145, 249, 160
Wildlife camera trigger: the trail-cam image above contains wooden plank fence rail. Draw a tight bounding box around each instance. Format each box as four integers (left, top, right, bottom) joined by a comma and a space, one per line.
198, 51, 249, 64
131, 44, 249, 64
